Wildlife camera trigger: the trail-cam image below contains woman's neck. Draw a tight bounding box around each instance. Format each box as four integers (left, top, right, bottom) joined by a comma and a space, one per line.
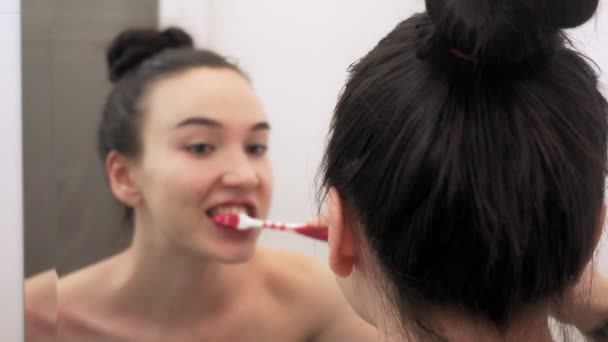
378, 305, 554, 342
434, 307, 553, 342
106, 222, 255, 326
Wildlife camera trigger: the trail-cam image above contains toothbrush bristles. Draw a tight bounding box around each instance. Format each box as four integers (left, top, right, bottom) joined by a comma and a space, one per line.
213, 214, 240, 229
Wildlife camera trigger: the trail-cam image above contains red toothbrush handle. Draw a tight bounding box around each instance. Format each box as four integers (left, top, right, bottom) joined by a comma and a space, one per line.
262, 221, 328, 242
294, 227, 329, 242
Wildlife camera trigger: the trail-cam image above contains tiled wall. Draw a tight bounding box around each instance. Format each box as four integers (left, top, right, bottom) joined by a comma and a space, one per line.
22, 0, 157, 277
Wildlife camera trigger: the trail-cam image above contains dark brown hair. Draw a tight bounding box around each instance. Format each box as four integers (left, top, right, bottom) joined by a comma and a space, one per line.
321, 0, 607, 337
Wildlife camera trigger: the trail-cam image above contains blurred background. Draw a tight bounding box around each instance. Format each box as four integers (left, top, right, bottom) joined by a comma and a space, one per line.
20, 0, 608, 280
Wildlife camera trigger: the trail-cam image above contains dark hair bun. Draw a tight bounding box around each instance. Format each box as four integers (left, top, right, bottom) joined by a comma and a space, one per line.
106, 27, 194, 82
425, 0, 599, 63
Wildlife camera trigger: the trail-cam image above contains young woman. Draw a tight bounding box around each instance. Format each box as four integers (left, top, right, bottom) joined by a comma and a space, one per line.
26, 27, 377, 341
320, 0, 608, 340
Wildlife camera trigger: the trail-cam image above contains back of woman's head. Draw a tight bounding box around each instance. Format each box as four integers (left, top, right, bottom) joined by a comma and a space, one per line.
321, 0, 607, 334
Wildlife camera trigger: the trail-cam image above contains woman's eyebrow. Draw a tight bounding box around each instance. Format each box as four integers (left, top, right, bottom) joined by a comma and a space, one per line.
175, 117, 270, 131
175, 116, 222, 129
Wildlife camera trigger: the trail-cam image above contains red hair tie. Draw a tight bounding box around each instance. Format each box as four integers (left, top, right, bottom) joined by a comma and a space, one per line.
449, 48, 476, 62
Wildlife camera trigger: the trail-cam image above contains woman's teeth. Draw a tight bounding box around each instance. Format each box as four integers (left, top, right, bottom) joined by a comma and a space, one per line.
208, 206, 249, 217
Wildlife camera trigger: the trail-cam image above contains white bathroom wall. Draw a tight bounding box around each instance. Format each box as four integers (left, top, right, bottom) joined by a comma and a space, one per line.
158, 0, 210, 48
0, 0, 17, 12
160, 1, 608, 272
0, 0, 24, 340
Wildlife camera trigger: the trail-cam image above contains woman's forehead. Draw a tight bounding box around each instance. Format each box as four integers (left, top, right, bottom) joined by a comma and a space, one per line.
142, 67, 266, 129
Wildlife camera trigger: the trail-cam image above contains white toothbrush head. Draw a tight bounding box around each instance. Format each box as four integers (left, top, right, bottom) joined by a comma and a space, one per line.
213, 212, 263, 230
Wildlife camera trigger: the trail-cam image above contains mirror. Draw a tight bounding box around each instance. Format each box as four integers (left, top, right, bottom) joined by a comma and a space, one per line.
23, 0, 428, 278
22, 1, 608, 341
22, 1, 418, 340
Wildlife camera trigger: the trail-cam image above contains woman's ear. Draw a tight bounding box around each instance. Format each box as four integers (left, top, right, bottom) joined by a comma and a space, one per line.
328, 188, 356, 277
105, 151, 141, 208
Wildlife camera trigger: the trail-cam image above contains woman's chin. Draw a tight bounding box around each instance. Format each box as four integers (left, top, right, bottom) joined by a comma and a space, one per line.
213, 243, 258, 264
209, 232, 260, 264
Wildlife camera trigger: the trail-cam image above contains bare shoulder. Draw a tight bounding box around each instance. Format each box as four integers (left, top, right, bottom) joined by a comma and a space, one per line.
255, 248, 336, 297
24, 269, 58, 342
256, 248, 322, 272
25, 269, 58, 307
58, 254, 119, 300
57, 256, 123, 325
255, 249, 378, 341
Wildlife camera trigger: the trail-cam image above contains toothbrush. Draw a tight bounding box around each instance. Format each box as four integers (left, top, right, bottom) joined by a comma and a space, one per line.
213, 213, 328, 242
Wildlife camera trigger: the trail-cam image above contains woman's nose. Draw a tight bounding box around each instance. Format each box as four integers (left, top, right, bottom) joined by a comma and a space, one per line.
220, 152, 260, 188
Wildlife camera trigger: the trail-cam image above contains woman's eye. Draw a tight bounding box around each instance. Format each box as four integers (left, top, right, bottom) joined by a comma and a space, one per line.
247, 144, 268, 156
186, 143, 215, 156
